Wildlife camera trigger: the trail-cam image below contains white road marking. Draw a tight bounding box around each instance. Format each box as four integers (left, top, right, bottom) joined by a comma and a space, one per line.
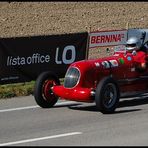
0, 132, 82, 146
0, 101, 79, 113
0, 105, 39, 112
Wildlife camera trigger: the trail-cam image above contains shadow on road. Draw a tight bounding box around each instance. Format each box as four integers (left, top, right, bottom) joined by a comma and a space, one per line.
68, 104, 98, 112
53, 103, 82, 108
118, 94, 148, 108
68, 104, 141, 114
113, 109, 141, 114
67, 94, 148, 114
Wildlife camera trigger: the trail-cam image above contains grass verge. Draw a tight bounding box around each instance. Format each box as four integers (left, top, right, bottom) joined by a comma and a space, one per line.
0, 78, 64, 99
0, 81, 35, 99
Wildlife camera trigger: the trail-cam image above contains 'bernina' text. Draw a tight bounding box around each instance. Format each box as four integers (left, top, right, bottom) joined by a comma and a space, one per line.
91, 34, 124, 44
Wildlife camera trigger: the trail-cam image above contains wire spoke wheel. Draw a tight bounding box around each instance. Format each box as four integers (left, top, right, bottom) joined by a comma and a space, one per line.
95, 77, 120, 114
34, 71, 60, 108
42, 80, 57, 102
102, 83, 117, 109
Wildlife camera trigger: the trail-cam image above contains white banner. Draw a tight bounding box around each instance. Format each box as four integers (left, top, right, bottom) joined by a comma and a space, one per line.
89, 30, 127, 48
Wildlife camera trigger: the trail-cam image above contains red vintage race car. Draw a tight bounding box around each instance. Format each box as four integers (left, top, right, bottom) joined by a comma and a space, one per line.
34, 42, 148, 114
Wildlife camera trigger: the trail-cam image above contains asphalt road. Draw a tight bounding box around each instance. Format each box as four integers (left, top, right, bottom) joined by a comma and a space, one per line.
0, 94, 148, 146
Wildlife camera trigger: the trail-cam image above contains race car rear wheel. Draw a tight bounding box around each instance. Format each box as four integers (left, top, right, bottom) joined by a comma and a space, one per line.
95, 77, 120, 114
34, 71, 60, 108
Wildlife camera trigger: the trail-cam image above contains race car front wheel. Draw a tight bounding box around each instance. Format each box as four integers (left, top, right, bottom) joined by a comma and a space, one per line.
95, 77, 120, 114
34, 71, 60, 108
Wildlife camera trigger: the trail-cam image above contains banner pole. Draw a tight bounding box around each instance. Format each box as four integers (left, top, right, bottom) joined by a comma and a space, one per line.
126, 22, 129, 41
85, 26, 91, 60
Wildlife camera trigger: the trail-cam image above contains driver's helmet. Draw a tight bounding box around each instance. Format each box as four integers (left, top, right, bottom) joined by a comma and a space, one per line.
126, 37, 142, 52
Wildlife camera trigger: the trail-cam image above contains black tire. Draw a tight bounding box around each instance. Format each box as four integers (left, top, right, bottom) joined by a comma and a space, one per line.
34, 71, 60, 108
95, 77, 120, 114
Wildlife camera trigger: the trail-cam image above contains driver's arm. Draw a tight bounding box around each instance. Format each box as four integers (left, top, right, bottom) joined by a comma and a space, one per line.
134, 51, 147, 71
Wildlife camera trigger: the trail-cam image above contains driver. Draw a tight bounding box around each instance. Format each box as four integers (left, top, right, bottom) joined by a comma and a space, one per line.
126, 37, 147, 71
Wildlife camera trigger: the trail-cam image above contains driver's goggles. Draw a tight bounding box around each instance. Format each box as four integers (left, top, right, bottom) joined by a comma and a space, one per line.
126, 44, 136, 48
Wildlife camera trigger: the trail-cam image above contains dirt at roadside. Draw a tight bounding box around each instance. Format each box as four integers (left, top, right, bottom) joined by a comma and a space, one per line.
0, 2, 147, 58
